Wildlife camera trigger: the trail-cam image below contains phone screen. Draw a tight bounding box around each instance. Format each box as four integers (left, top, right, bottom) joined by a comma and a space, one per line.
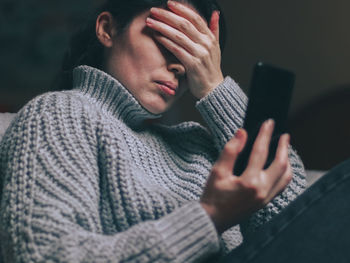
234, 62, 295, 176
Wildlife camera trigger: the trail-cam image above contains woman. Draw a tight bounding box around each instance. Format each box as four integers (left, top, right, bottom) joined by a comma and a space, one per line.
0, 0, 306, 262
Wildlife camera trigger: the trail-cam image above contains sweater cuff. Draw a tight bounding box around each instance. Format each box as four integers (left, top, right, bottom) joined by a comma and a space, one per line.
155, 201, 220, 262
196, 77, 248, 150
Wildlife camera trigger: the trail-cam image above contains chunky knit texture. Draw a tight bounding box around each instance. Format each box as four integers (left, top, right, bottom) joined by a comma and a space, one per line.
0, 66, 306, 262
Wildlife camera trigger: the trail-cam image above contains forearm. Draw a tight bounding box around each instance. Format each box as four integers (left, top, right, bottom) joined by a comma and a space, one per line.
196, 76, 248, 151
1, 202, 219, 263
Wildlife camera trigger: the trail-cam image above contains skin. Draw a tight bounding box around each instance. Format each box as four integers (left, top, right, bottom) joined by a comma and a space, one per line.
96, 1, 292, 234
96, 9, 188, 114
147, 1, 224, 99
201, 121, 292, 234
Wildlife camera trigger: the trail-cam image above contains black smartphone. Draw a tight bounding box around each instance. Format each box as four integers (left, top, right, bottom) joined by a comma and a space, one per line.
234, 62, 295, 176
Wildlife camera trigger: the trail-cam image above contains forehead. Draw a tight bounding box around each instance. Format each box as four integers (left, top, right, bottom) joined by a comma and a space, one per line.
170, 0, 201, 13
175, 0, 209, 24
120, 1, 206, 36
153, 0, 202, 15
156, 0, 207, 23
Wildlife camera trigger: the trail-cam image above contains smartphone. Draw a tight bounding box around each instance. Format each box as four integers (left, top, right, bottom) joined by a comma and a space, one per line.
234, 62, 295, 176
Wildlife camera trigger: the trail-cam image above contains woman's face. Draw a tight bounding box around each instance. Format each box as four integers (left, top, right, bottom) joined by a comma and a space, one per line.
104, 10, 188, 114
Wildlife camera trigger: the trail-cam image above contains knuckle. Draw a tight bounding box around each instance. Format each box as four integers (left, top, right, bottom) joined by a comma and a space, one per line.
175, 33, 185, 42
240, 179, 259, 193
196, 48, 210, 61
209, 36, 217, 47
241, 178, 268, 203
284, 171, 293, 183
201, 49, 210, 60
191, 57, 202, 68
255, 145, 268, 157
172, 45, 183, 55
211, 166, 224, 178
179, 20, 191, 31
235, 179, 245, 189
255, 189, 268, 203
276, 157, 288, 171
223, 143, 238, 156
203, 36, 216, 49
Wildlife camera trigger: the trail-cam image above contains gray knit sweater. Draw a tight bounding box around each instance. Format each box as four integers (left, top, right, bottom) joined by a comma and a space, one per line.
0, 66, 306, 262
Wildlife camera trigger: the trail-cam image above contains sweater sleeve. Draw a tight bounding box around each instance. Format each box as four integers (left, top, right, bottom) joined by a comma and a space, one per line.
195, 76, 307, 238
0, 95, 220, 263
196, 76, 247, 152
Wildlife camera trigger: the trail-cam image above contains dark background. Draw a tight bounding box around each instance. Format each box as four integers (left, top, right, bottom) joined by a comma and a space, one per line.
1, 0, 350, 170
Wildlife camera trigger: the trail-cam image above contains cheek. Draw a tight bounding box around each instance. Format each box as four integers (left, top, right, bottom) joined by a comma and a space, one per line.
132, 33, 166, 67
140, 48, 164, 72
179, 78, 189, 93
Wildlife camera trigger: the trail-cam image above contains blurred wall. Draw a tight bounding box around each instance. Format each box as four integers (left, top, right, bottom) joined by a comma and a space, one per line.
219, 0, 350, 115
221, 0, 350, 170
0, 0, 100, 111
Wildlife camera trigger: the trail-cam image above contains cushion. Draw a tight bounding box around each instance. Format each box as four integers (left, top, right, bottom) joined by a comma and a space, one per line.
0, 113, 16, 141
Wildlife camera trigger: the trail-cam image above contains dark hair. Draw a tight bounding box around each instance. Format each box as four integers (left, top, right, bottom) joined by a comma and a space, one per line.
56, 0, 226, 91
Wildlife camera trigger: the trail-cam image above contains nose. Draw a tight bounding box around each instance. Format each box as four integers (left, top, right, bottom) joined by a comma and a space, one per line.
168, 62, 186, 77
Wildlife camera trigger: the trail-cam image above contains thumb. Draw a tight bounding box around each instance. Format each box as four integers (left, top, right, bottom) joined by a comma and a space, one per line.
209, 10, 220, 41
215, 129, 247, 173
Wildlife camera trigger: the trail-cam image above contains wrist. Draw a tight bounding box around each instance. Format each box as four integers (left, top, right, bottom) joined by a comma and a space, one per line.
200, 202, 226, 234
195, 75, 225, 100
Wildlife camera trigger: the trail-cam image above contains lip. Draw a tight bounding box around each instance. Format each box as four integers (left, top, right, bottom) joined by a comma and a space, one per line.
156, 81, 178, 91
155, 80, 178, 96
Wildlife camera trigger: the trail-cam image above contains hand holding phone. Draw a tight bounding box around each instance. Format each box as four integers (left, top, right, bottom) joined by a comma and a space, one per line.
234, 62, 295, 176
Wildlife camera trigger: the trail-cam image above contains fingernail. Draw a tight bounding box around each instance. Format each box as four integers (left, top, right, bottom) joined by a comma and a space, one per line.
285, 133, 290, 145
235, 129, 244, 139
150, 7, 159, 14
146, 17, 153, 25
265, 118, 274, 128
168, 0, 176, 7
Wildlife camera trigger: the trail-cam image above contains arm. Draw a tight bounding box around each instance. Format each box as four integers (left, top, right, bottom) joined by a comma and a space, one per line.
147, 1, 306, 238
196, 80, 307, 235
196, 77, 247, 151
0, 95, 220, 263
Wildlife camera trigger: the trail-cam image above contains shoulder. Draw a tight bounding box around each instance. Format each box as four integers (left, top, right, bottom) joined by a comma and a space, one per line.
16, 90, 103, 128
20, 90, 100, 118
2, 90, 106, 151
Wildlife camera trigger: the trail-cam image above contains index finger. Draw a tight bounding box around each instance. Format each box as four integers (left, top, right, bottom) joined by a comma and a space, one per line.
215, 129, 247, 174
246, 119, 275, 171
167, 1, 212, 35
209, 11, 220, 41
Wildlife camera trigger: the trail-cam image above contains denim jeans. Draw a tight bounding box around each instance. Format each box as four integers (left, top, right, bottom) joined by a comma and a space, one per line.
220, 159, 350, 263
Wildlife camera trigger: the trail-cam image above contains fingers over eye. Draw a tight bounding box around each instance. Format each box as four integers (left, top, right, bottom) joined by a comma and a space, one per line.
167, 1, 212, 35
152, 32, 193, 66
146, 17, 202, 56
150, 7, 206, 44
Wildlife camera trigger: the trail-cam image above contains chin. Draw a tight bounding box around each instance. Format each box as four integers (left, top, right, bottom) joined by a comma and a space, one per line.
146, 105, 168, 115
140, 94, 175, 115
142, 101, 168, 115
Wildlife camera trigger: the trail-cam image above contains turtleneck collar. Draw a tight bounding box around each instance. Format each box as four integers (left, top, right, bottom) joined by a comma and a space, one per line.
72, 65, 161, 128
